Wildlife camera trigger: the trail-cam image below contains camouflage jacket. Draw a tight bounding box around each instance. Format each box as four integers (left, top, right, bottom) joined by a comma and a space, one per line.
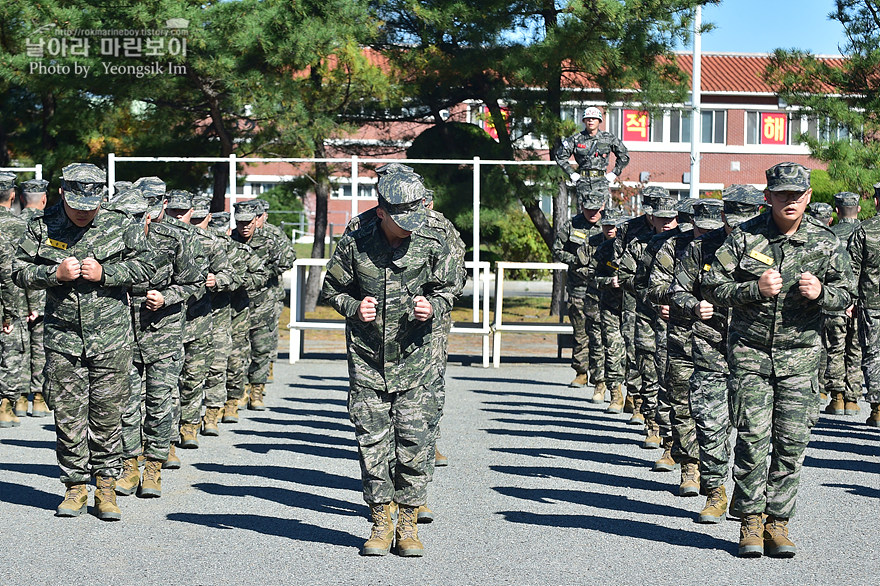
321, 221, 461, 393
262, 222, 297, 304
554, 130, 630, 176
234, 229, 277, 310
130, 219, 204, 363
848, 214, 880, 312
826, 218, 860, 317
228, 237, 270, 315
644, 229, 696, 359
12, 203, 157, 357
618, 224, 661, 350
18, 207, 46, 316
553, 213, 601, 297
0, 207, 29, 319
1, 233, 16, 324
593, 237, 623, 312
574, 231, 609, 302
702, 213, 854, 376
670, 228, 730, 373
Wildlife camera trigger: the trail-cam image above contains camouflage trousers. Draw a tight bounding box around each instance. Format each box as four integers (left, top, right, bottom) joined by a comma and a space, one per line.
599, 305, 625, 386
652, 323, 671, 434
824, 314, 863, 402
45, 347, 131, 484
248, 301, 276, 385
689, 369, 731, 489
121, 353, 183, 462
177, 335, 214, 425
204, 307, 232, 409
270, 287, 285, 371
566, 297, 590, 377
729, 370, 820, 519
621, 297, 641, 397
859, 308, 880, 404
0, 318, 28, 401
667, 355, 697, 462
28, 318, 46, 397
227, 306, 251, 401
636, 346, 660, 419
349, 382, 439, 507
425, 315, 452, 483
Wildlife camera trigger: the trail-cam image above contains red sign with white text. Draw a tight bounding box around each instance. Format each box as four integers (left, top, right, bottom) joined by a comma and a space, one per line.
760, 112, 788, 145
483, 106, 510, 141
622, 110, 650, 142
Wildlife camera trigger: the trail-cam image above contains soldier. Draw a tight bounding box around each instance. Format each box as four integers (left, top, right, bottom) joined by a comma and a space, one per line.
552, 182, 605, 390
16, 179, 51, 416
581, 209, 626, 410
671, 186, 764, 524
823, 192, 863, 415
0, 172, 30, 426
554, 106, 630, 198
702, 163, 855, 558
12, 163, 157, 520
321, 171, 460, 557
807, 202, 833, 226
847, 183, 880, 428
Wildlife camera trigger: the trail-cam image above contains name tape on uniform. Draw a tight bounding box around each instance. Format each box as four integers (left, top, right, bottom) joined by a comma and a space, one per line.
748, 249, 774, 265
47, 238, 68, 250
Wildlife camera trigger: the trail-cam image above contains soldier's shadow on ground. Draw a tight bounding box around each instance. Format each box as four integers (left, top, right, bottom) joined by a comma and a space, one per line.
471, 388, 590, 402
3, 462, 59, 478
493, 485, 693, 520
266, 406, 350, 421
491, 446, 650, 470
0, 438, 56, 450
483, 426, 637, 448
193, 482, 362, 517
804, 454, 878, 474
823, 482, 880, 499
166, 512, 362, 548
454, 376, 569, 389
0, 479, 59, 511
491, 465, 670, 494
192, 463, 361, 492
282, 395, 347, 407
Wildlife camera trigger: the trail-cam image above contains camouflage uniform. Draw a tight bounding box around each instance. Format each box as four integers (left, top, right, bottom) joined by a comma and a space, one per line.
848, 186, 880, 408
19, 206, 47, 403
0, 184, 30, 409
554, 122, 630, 197
243, 227, 284, 385
702, 164, 855, 519
552, 187, 603, 382
12, 165, 157, 484
321, 172, 460, 507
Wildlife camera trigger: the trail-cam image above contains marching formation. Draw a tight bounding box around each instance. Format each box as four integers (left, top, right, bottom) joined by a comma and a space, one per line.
554, 112, 879, 558
0, 165, 294, 520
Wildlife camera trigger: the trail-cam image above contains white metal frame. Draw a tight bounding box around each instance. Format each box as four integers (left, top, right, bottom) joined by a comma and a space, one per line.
1, 165, 43, 180
491, 261, 571, 368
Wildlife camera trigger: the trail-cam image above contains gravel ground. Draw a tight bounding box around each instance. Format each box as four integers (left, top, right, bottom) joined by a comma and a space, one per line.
1, 359, 878, 585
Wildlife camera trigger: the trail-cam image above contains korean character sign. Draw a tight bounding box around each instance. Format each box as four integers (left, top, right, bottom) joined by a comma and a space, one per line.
622, 110, 650, 142
760, 112, 788, 145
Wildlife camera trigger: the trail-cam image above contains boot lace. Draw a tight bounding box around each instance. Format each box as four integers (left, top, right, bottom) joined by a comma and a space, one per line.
397, 508, 418, 540
741, 515, 763, 539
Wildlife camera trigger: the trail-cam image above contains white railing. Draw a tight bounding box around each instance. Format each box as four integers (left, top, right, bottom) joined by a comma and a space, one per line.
288, 259, 492, 368
1, 165, 43, 180
492, 261, 571, 368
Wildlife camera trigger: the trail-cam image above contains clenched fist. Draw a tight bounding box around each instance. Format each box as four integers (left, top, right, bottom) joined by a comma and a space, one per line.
56, 257, 81, 281
758, 269, 783, 298
358, 296, 377, 322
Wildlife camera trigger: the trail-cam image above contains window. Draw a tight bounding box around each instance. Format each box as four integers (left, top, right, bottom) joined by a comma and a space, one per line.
701, 110, 726, 144
336, 183, 376, 199
804, 116, 849, 142
747, 111, 790, 145
669, 110, 692, 143
605, 107, 663, 142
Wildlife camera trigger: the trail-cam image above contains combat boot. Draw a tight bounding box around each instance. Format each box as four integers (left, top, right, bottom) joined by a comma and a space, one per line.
652, 437, 677, 472
698, 485, 728, 524
162, 444, 181, 470
249, 383, 266, 411
679, 461, 701, 497
623, 393, 635, 414
642, 420, 661, 449
738, 514, 764, 558
94, 476, 122, 521
55, 483, 88, 517
30, 393, 51, 417
434, 447, 448, 467
867, 403, 880, 428
222, 398, 240, 423
604, 384, 622, 414
568, 373, 589, 388
844, 400, 860, 416
590, 381, 607, 404
267, 361, 274, 383
238, 384, 251, 408
395, 506, 425, 557
764, 516, 797, 558
13, 395, 29, 417
179, 423, 199, 449
139, 459, 163, 498
0, 398, 21, 428
416, 505, 434, 523
627, 399, 645, 426
202, 407, 221, 436
361, 503, 395, 556
115, 457, 140, 496
824, 392, 845, 415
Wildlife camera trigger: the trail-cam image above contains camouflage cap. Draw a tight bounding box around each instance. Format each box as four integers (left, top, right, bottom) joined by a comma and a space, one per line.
132, 177, 167, 203
113, 180, 133, 192
692, 199, 724, 231
253, 198, 269, 214
191, 193, 211, 218
376, 162, 415, 176
21, 178, 49, 194
834, 191, 860, 207
600, 209, 622, 226
424, 189, 434, 205
765, 162, 810, 192
209, 211, 230, 229
61, 163, 106, 210
576, 180, 607, 210
0, 172, 16, 191
377, 172, 427, 232
106, 187, 148, 217
641, 185, 670, 214
807, 202, 834, 222
722, 184, 764, 228
234, 200, 260, 223
166, 189, 193, 210
651, 195, 678, 218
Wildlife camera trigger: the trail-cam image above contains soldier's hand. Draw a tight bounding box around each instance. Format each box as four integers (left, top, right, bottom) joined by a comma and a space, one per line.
80, 257, 103, 282
605, 172, 617, 183
799, 271, 822, 300
413, 296, 433, 321
570, 172, 581, 183
758, 269, 783, 297
56, 257, 81, 281
206, 273, 216, 288
145, 290, 166, 311
27, 311, 39, 323
659, 304, 670, 320
610, 276, 619, 288
358, 296, 377, 322
1, 322, 11, 334
846, 304, 855, 318
694, 300, 715, 320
